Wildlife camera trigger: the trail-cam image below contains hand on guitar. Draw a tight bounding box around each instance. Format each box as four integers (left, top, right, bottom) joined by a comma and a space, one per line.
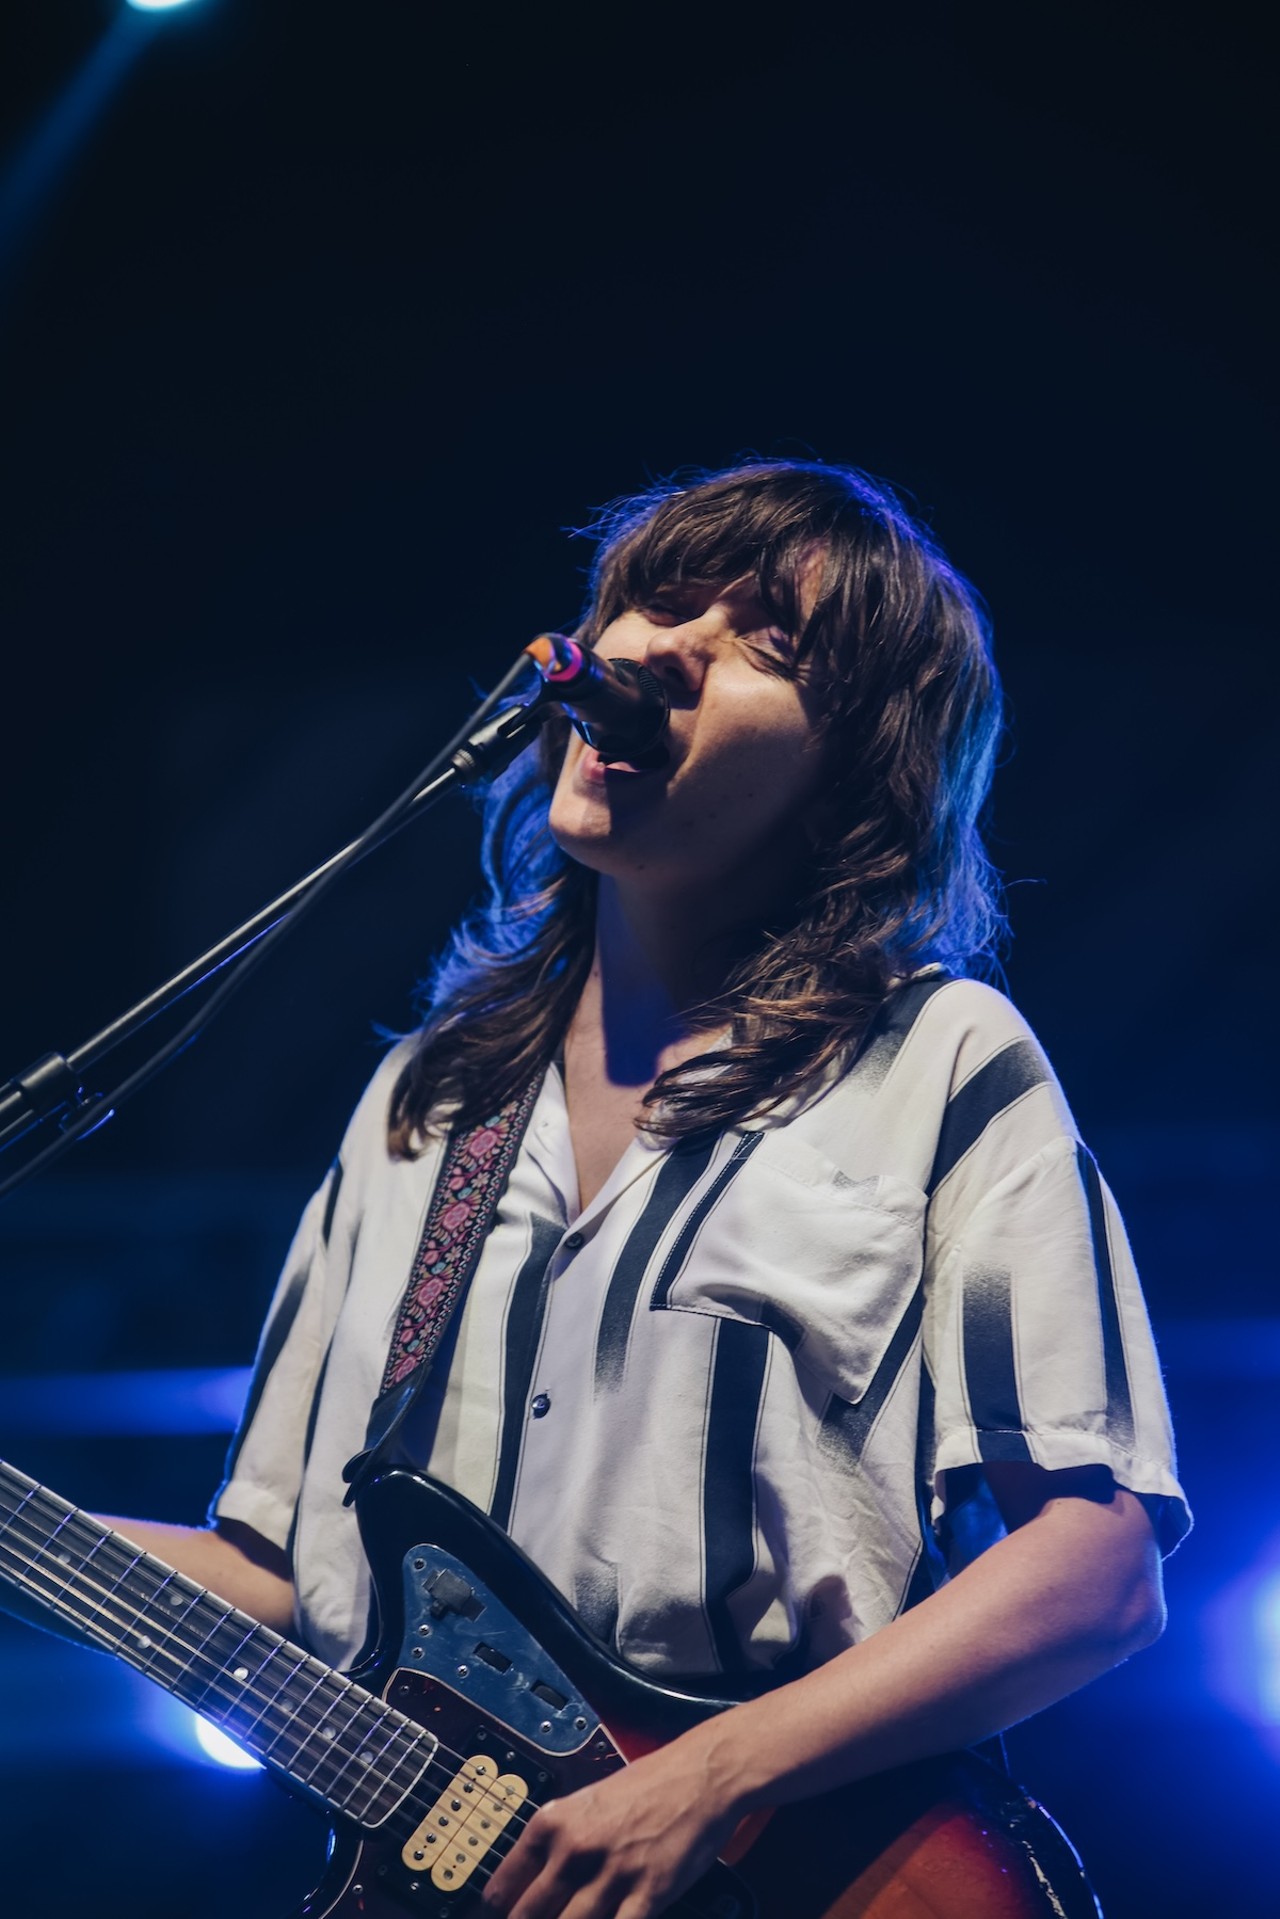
482, 1722, 740, 1919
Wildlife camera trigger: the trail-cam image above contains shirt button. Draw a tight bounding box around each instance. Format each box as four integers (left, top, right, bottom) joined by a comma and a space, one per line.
563, 1231, 585, 1252
530, 1392, 552, 1419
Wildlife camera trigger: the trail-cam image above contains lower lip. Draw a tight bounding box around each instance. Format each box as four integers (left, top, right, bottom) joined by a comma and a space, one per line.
577, 746, 668, 787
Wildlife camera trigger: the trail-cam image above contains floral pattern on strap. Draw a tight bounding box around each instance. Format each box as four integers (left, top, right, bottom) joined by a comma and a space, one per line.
381, 1078, 544, 1392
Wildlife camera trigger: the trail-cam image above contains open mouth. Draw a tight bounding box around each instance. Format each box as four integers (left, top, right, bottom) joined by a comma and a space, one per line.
579, 745, 671, 784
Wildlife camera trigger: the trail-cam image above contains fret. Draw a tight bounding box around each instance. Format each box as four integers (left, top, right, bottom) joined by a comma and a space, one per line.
336, 1715, 434, 1827
79, 1543, 146, 1635
325, 1702, 403, 1815
27, 1507, 84, 1602
0, 1474, 43, 1547
186, 1609, 270, 1713
21, 1504, 144, 1645
219, 1644, 314, 1746
264, 1658, 356, 1761
132, 1574, 208, 1679
289, 1678, 376, 1795
260, 1658, 332, 1761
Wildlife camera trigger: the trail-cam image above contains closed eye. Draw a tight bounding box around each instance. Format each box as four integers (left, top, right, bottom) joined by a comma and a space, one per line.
742, 627, 803, 677
635, 589, 710, 625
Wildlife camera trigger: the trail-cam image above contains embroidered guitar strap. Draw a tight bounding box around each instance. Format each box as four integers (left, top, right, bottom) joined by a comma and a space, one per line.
343, 1072, 545, 1502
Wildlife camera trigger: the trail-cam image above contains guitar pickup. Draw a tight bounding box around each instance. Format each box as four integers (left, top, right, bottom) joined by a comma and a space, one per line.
473, 1641, 512, 1673
529, 1680, 568, 1711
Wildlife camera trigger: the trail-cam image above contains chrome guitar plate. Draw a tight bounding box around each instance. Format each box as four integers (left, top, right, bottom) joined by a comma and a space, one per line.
398, 1546, 600, 1755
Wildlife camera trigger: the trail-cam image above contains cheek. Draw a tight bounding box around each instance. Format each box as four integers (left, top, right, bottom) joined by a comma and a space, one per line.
711, 711, 824, 819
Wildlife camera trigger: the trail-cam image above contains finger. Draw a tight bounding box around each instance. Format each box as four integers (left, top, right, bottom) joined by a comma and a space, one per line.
554, 1875, 672, 1919
482, 1814, 554, 1913
554, 1877, 635, 1919
502, 1841, 611, 1919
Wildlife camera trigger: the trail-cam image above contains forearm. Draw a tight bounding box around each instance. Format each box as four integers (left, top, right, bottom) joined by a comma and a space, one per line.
688, 1486, 1164, 1819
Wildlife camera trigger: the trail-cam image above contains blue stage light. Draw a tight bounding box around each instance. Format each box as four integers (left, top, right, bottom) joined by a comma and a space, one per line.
1255, 1572, 1280, 1722
1205, 1535, 1280, 1747
0, 1366, 252, 1435
126, 1, 203, 10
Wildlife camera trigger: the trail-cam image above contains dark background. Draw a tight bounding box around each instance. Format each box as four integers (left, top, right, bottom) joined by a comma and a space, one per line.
0, 3, 1276, 1915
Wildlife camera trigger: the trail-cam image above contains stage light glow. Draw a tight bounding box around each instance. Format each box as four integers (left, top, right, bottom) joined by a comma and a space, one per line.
126, 0, 202, 10
193, 1714, 263, 1771
1255, 1572, 1280, 1722
1205, 1534, 1280, 1745
0, 1365, 252, 1434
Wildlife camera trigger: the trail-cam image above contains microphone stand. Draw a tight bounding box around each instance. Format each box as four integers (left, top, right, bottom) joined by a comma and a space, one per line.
0, 662, 554, 1200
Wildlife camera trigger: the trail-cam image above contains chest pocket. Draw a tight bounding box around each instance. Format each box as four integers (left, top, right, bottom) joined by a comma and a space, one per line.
649, 1130, 927, 1406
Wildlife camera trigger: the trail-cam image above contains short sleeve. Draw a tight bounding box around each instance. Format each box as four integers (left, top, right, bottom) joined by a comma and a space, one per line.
209, 1167, 337, 1552
923, 1133, 1191, 1556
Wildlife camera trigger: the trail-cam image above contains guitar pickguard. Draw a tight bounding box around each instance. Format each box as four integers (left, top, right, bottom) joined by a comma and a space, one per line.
395, 1544, 601, 1756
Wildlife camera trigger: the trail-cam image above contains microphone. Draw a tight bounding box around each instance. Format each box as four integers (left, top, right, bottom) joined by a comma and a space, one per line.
524, 634, 670, 767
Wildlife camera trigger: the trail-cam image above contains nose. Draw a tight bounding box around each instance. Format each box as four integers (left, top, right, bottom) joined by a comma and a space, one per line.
641, 610, 724, 702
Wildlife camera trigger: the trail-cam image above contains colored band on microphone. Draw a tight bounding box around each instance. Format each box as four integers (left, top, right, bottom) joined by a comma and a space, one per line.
525, 633, 585, 684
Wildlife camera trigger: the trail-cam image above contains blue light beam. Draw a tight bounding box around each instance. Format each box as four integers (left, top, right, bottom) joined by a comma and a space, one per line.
0, 13, 160, 291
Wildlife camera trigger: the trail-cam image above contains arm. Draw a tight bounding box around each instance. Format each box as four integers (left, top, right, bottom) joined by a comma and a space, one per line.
483, 1467, 1163, 1919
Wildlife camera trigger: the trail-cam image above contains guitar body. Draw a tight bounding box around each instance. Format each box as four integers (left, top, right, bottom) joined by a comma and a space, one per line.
289, 1466, 1101, 1919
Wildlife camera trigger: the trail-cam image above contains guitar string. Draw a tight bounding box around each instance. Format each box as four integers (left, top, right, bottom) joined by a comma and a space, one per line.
0, 1482, 553, 1838
0, 1494, 739, 1917
0, 1521, 440, 1823
0, 1506, 543, 1854
0, 1486, 476, 1802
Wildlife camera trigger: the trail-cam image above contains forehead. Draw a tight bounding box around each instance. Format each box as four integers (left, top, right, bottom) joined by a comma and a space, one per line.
617, 537, 827, 621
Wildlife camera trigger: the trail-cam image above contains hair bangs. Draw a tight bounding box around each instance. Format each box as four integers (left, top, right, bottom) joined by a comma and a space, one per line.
581, 464, 914, 711
585, 467, 860, 638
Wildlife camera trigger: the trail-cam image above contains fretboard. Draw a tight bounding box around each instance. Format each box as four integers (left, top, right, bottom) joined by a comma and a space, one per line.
0, 1458, 435, 1829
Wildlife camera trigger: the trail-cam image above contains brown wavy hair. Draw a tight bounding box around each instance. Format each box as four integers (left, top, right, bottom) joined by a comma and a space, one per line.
388, 459, 1005, 1150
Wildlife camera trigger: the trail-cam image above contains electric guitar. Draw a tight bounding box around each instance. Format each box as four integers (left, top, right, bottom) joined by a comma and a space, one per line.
0, 1457, 1103, 1917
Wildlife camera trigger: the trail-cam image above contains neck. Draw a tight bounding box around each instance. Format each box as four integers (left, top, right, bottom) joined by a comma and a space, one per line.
567, 877, 769, 1091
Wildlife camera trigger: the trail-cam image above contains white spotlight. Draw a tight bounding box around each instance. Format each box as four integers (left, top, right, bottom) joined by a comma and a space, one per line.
126, 0, 203, 11
193, 1714, 262, 1771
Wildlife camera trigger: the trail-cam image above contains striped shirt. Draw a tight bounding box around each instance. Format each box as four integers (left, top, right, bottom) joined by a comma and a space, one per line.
214, 973, 1189, 1678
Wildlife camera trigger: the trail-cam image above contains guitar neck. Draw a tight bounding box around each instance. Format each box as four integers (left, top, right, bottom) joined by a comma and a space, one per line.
0, 1459, 434, 1829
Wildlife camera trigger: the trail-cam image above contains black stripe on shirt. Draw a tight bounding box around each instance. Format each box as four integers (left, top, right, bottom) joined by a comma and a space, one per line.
818, 1282, 924, 1470
221, 1264, 310, 1482
593, 1132, 721, 1392
320, 1157, 343, 1246
647, 1131, 766, 1312
850, 971, 953, 1090
897, 1359, 948, 1616
928, 1039, 1047, 1195
1077, 1143, 1136, 1452
962, 1263, 1034, 1462
702, 1316, 770, 1674
489, 1214, 565, 1531
300, 1338, 334, 1474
